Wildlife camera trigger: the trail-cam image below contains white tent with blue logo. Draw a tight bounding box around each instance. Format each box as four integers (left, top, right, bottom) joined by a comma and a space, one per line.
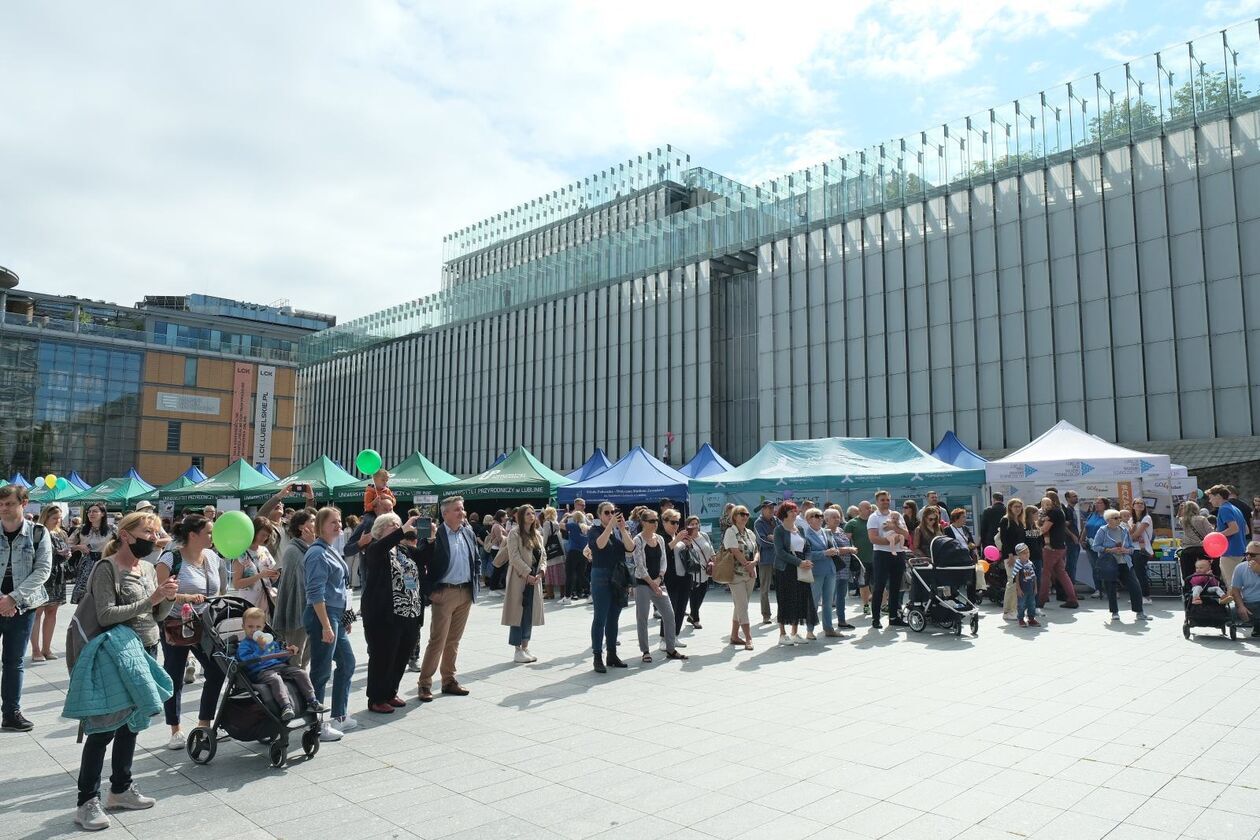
984, 420, 1171, 486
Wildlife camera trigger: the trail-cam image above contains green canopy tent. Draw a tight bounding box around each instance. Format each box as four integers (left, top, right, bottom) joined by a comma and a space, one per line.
165, 459, 273, 507
332, 451, 459, 504
137, 463, 211, 503
243, 456, 361, 505
443, 446, 571, 502
68, 469, 156, 509
29, 480, 84, 504
687, 437, 987, 522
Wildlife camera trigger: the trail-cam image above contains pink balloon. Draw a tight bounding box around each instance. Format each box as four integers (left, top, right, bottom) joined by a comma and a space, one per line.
983, 545, 1001, 562
1203, 531, 1228, 559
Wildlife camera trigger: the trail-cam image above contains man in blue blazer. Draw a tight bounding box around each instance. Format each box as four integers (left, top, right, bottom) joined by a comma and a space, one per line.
415, 495, 480, 702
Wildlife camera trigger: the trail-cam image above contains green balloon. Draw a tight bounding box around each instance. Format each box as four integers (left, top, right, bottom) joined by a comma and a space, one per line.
355, 449, 382, 475
212, 510, 254, 558
55, 477, 70, 491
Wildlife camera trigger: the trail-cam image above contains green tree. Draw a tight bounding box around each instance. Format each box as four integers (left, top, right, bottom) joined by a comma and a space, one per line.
1087, 97, 1160, 142
1170, 70, 1248, 120
970, 152, 1042, 177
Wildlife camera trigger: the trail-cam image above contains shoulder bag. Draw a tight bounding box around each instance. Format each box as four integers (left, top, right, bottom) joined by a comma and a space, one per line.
159, 549, 202, 647
711, 535, 736, 584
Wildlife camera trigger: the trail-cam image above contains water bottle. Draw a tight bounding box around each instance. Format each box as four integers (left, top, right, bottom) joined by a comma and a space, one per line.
181, 602, 194, 639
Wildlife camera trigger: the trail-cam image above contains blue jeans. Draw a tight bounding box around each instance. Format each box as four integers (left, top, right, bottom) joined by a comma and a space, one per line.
509, 586, 535, 647
304, 605, 356, 718
1018, 582, 1037, 621
810, 568, 836, 632
1065, 543, 1081, 584
0, 611, 36, 716
589, 568, 622, 655
835, 574, 848, 624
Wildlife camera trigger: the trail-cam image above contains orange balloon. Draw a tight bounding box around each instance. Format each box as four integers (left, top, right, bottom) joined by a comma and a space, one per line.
978, 560, 990, 574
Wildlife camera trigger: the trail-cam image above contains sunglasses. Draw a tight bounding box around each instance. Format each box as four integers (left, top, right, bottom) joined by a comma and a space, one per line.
1247, 552, 1260, 558
642, 517, 658, 523
664, 517, 680, 523
735, 512, 749, 517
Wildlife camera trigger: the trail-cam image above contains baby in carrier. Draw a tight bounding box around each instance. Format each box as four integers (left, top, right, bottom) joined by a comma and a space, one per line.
236, 608, 326, 720
882, 512, 907, 552
1188, 559, 1232, 606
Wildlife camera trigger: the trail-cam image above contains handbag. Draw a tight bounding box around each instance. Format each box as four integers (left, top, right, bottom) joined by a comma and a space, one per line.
162, 612, 202, 647
682, 545, 704, 575
711, 548, 736, 584
795, 551, 814, 583
545, 530, 564, 560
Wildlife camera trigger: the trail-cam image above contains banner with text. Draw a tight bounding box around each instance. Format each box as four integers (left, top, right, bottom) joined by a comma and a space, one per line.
229, 362, 254, 461
252, 365, 276, 466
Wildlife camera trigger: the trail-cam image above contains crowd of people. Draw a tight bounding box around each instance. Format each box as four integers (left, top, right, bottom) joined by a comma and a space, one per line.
1, 475, 1259, 831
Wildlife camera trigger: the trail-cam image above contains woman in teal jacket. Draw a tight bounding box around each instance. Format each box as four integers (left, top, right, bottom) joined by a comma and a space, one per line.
69, 510, 178, 832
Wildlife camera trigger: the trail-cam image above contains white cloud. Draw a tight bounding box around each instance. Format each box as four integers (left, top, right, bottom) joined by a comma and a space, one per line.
0, 0, 1122, 321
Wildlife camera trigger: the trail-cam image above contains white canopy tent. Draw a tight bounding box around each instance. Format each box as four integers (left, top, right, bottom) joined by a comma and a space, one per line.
986, 421, 1178, 591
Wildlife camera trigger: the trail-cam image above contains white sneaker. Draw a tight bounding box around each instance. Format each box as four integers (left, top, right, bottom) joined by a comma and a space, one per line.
522, 649, 537, 662
778, 635, 794, 646
166, 733, 184, 751
1143, 597, 1153, 605
105, 784, 155, 810
184, 664, 196, 685
319, 721, 343, 742
333, 715, 359, 732
1108, 613, 1120, 624
75, 798, 110, 831
673, 640, 687, 648
513, 648, 533, 663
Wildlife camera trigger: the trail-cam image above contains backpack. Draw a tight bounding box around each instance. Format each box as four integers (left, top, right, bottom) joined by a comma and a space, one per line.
65, 558, 126, 674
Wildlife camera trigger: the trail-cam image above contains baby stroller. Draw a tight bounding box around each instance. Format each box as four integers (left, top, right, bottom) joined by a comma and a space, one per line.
903, 536, 981, 636
1179, 549, 1238, 641
184, 596, 322, 768
981, 549, 1007, 605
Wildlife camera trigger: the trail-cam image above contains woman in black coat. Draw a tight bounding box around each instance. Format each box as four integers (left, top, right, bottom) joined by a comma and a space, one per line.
361, 512, 425, 714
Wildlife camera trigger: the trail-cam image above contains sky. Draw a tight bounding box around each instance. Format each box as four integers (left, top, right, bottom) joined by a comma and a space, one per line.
2, 0, 1258, 322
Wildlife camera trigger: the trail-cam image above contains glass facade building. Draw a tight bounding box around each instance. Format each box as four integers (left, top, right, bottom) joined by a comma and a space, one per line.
292, 24, 1260, 472
0, 288, 331, 483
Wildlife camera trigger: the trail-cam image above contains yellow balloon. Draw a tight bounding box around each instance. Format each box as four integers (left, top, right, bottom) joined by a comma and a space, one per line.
45, 474, 57, 489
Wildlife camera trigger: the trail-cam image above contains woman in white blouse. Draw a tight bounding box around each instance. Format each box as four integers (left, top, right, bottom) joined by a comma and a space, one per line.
722, 506, 759, 649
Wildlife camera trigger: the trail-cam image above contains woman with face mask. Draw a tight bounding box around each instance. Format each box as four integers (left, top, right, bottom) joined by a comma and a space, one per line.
69, 510, 179, 832
154, 515, 222, 751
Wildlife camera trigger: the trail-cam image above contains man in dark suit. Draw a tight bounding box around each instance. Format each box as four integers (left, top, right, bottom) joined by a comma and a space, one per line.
979, 493, 1005, 549
415, 495, 480, 702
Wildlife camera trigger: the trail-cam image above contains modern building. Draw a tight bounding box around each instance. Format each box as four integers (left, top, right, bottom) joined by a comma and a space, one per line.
296, 23, 1260, 484
0, 287, 334, 484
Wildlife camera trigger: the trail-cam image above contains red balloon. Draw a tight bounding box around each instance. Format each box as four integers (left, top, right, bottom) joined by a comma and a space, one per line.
983, 545, 1001, 562
1203, 531, 1228, 559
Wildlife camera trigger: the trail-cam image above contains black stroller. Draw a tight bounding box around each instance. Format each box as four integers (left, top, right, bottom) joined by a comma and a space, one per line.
1179, 549, 1238, 641
903, 536, 981, 636
981, 549, 1007, 605
184, 597, 322, 768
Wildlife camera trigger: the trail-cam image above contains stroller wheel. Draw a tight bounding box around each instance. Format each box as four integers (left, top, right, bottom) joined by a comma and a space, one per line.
1183, 622, 1191, 640
187, 727, 216, 765
302, 728, 320, 758
907, 609, 926, 633
970, 615, 979, 636
1230, 625, 1238, 641
269, 739, 288, 768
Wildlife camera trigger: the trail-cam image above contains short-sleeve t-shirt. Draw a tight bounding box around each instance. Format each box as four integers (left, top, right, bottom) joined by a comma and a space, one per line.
157, 548, 220, 618
1045, 507, 1068, 551
1217, 502, 1248, 557
844, 517, 873, 563
565, 521, 588, 552
866, 510, 900, 555
1132, 514, 1154, 554
1230, 561, 1260, 602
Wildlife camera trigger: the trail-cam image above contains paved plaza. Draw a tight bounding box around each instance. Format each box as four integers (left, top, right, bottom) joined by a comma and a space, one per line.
5, 590, 1260, 840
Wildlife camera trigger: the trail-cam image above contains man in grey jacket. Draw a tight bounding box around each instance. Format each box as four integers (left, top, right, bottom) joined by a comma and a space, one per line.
0, 484, 52, 732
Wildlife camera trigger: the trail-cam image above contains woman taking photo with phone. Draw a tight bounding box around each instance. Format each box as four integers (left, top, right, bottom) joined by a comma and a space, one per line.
589, 503, 634, 673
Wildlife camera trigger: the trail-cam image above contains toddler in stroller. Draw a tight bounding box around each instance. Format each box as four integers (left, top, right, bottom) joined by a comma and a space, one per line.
1187, 560, 1231, 607
185, 597, 324, 768
237, 608, 326, 720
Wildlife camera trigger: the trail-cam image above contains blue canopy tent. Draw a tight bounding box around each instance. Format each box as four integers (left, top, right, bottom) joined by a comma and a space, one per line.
931, 431, 988, 470
557, 446, 690, 506
677, 443, 736, 479
565, 448, 613, 482
485, 452, 507, 471
254, 463, 281, 481
9, 472, 32, 489
67, 471, 93, 491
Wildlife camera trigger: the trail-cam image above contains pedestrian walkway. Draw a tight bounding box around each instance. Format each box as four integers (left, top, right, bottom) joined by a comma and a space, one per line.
5, 592, 1260, 840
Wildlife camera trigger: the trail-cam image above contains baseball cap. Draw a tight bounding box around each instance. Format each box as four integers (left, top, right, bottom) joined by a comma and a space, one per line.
1014, 542, 1029, 554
